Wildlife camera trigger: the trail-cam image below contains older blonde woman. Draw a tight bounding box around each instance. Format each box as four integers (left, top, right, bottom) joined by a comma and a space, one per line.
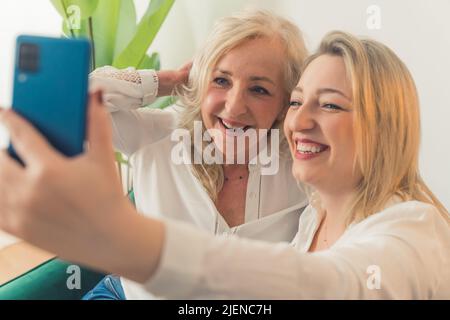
86, 10, 309, 299
0, 31, 448, 299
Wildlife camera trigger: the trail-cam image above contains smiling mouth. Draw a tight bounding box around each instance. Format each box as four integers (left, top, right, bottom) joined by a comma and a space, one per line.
295, 141, 329, 155
218, 117, 252, 131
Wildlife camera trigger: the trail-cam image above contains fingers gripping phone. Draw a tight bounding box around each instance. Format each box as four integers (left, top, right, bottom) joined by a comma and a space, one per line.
8, 35, 91, 165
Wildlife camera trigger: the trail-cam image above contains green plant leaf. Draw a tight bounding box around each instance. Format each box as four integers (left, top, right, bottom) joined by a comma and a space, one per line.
62, 17, 89, 38
147, 96, 175, 110
52, 0, 97, 38
138, 52, 160, 70
115, 151, 129, 165
50, 0, 99, 19
89, 0, 122, 68
113, 0, 175, 68
113, 0, 137, 60
61, 18, 72, 37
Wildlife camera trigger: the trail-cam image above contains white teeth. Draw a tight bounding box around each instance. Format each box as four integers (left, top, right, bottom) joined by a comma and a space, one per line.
296, 143, 325, 154
222, 119, 247, 130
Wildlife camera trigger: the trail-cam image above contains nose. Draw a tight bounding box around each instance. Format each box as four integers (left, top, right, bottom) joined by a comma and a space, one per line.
224, 84, 248, 118
287, 101, 316, 133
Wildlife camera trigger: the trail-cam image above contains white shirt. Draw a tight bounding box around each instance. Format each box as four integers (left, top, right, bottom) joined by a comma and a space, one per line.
145, 199, 450, 299
90, 67, 308, 299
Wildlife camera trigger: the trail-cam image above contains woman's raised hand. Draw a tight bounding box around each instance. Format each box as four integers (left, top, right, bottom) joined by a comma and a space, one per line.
156, 61, 192, 97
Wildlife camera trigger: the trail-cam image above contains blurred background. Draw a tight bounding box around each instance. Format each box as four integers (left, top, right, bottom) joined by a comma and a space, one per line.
0, 0, 449, 211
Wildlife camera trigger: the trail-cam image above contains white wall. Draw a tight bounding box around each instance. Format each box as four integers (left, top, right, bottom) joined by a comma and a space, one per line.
0, 0, 449, 209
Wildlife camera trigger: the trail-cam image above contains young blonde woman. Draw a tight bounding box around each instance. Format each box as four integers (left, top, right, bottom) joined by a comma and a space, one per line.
0, 31, 448, 299
85, 10, 309, 299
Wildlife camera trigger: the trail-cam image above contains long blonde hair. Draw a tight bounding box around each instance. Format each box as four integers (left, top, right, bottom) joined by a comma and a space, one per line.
175, 10, 308, 201
304, 31, 449, 224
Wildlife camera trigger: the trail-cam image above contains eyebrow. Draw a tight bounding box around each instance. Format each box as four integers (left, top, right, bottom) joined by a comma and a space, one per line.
293, 86, 351, 101
214, 69, 275, 85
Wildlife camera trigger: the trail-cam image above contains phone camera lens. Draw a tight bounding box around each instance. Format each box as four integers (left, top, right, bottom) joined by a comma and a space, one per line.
19, 43, 40, 73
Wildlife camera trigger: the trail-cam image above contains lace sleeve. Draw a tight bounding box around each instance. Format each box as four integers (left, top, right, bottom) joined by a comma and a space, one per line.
90, 66, 142, 84
89, 66, 159, 111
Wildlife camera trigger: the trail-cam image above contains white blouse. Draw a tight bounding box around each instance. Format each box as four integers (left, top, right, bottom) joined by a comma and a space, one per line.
89, 67, 308, 299
146, 199, 450, 299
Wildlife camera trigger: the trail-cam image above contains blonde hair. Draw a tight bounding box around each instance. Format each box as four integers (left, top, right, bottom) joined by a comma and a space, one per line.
175, 10, 308, 201
304, 31, 449, 224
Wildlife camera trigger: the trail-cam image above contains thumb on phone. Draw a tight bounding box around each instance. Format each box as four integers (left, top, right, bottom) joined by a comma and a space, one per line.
86, 91, 115, 164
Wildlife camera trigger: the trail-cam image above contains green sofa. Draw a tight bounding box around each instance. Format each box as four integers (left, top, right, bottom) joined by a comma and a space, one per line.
0, 258, 105, 300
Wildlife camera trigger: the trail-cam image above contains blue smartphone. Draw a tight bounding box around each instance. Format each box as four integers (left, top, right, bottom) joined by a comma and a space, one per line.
8, 35, 91, 165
